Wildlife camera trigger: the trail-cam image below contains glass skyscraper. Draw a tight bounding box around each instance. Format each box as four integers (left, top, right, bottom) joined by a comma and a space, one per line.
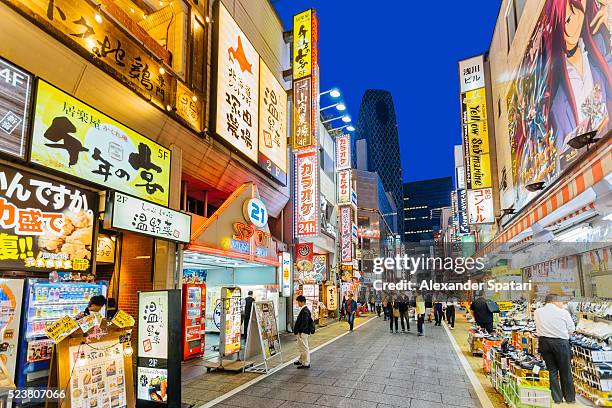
403, 177, 453, 242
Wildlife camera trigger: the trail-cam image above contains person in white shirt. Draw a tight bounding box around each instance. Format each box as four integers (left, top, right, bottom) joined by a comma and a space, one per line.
534, 293, 576, 405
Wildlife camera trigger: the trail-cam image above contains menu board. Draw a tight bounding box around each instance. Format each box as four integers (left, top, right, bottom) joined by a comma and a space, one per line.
69, 340, 127, 408
220, 287, 241, 356
253, 301, 280, 359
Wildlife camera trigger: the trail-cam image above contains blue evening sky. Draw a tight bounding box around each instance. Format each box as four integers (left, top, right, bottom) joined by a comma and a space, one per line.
273, 0, 501, 183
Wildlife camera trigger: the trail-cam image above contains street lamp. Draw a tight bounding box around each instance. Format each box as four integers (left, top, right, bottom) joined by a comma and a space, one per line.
327, 124, 354, 133
321, 114, 350, 124
320, 88, 341, 98
320, 102, 346, 112
342, 116, 351, 123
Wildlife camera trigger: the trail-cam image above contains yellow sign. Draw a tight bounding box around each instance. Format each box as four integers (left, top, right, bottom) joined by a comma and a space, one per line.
111, 310, 135, 329
462, 88, 488, 123
467, 153, 492, 189
293, 10, 313, 80
465, 121, 490, 156
45, 315, 78, 343
31, 80, 171, 206
496, 301, 514, 312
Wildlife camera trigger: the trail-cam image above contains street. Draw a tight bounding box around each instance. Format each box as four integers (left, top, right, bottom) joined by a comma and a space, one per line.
209, 317, 481, 408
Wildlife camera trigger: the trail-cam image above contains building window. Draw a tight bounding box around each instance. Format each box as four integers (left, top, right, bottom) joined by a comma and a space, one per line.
190, 15, 205, 91
506, 0, 526, 51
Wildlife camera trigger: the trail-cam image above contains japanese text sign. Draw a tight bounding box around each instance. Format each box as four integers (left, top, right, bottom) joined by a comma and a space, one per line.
467, 188, 494, 224
258, 59, 288, 184
459, 55, 484, 93
339, 206, 352, 264
326, 286, 337, 311
111, 309, 135, 328
45, 315, 78, 343
0, 57, 32, 159
336, 134, 351, 171
107, 191, 191, 243
337, 169, 351, 205
176, 81, 202, 132
294, 150, 319, 237
292, 77, 314, 150
0, 164, 95, 271
138, 291, 168, 360
457, 189, 470, 234
31, 80, 171, 206
215, 3, 260, 163
9, 0, 171, 109
292, 9, 318, 80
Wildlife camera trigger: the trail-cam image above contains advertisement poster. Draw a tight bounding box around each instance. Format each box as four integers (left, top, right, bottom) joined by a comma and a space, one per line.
31, 80, 171, 206
69, 340, 127, 408
507, 0, 612, 210
138, 291, 168, 360
136, 366, 168, 403
339, 206, 352, 263
258, 59, 288, 184
337, 169, 351, 205
336, 134, 351, 170
0, 279, 22, 380
253, 301, 280, 359
221, 287, 241, 356
295, 243, 314, 284
0, 165, 95, 271
108, 192, 191, 243
0, 57, 32, 159
294, 150, 319, 237
312, 254, 327, 283
467, 188, 494, 224
215, 3, 260, 163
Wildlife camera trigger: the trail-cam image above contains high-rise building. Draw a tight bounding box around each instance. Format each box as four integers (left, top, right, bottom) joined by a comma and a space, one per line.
355, 89, 404, 234
403, 177, 453, 242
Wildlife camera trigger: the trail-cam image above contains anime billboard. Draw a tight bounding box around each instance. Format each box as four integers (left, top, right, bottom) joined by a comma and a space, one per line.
507, 0, 611, 209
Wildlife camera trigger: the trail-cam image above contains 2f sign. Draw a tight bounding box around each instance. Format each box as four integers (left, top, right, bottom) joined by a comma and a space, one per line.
243, 198, 268, 228
0, 68, 26, 88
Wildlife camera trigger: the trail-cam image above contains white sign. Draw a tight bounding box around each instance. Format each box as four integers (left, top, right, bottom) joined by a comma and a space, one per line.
258, 59, 287, 182
456, 165, 466, 189
336, 134, 351, 170
337, 169, 351, 205
138, 291, 168, 360
215, 3, 260, 162
281, 252, 291, 297
467, 188, 494, 224
243, 198, 268, 228
459, 55, 485, 93
109, 192, 191, 243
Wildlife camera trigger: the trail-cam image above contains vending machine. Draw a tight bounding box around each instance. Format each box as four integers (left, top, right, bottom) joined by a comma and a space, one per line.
16, 278, 108, 387
182, 283, 206, 360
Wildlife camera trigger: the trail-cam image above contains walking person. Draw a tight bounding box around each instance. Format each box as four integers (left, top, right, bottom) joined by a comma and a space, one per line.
293, 295, 314, 369
382, 294, 389, 321
415, 292, 425, 336
389, 296, 399, 333
344, 293, 358, 331
534, 294, 576, 404
445, 296, 456, 329
340, 295, 347, 321
470, 294, 494, 333
398, 295, 410, 332
375, 298, 382, 317
369, 295, 375, 313
243, 290, 255, 339
434, 300, 443, 326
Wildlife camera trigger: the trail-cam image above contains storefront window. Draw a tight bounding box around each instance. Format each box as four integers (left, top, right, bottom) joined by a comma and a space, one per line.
190, 15, 206, 91
580, 247, 612, 298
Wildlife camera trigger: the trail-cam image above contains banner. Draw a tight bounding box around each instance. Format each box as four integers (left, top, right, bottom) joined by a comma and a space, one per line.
339, 206, 352, 264
337, 169, 351, 205
336, 134, 351, 170
31, 80, 171, 206
294, 150, 319, 237
467, 188, 494, 224
0, 57, 33, 159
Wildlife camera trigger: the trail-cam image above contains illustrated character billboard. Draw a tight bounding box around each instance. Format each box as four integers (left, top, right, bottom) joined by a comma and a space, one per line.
507, 0, 611, 209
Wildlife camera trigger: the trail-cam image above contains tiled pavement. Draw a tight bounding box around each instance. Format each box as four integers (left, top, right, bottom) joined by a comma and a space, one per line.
203, 317, 482, 408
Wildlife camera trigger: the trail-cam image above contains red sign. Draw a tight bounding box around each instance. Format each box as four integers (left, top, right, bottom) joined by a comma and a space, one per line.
336, 134, 351, 170
295, 243, 314, 277
294, 150, 319, 237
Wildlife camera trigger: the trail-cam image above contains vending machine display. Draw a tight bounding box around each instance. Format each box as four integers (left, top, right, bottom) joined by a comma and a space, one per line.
17, 278, 108, 386
182, 283, 206, 360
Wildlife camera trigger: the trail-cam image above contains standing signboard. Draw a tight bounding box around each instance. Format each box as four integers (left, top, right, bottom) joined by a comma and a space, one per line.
243, 301, 282, 373
219, 287, 242, 357
0, 57, 33, 159
137, 290, 181, 407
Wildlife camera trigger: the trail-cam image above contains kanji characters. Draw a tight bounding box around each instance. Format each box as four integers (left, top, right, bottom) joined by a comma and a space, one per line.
43, 116, 89, 166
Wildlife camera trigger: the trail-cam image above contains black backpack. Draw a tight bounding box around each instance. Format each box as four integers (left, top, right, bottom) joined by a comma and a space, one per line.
308, 316, 316, 334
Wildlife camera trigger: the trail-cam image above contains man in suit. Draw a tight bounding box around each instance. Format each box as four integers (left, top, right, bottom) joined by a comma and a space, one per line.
293, 295, 312, 369
243, 291, 255, 340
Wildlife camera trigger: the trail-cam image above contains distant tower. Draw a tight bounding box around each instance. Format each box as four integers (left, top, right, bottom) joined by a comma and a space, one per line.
355, 90, 404, 234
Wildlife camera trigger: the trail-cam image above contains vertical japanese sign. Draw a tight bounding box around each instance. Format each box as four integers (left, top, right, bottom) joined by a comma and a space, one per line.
220, 287, 242, 356
457, 188, 470, 234
215, 2, 260, 163
458, 55, 494, 224
339, 206, 352, 264
258, 59, 287, 184
137, 290, 169, 403
295, 243, 314, 284
281, 251, 291, 297
0, 165, 95, 271
337, 169, 351, 205
31, 80, 171, 206
336, 134, 351, 170
175, 81, 202, 132
291, 9, 319, 150
294, 150, 319, 237
0, 57, 32, 159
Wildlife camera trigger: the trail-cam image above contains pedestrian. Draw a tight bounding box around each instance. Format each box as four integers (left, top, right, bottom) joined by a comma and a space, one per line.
293, 295, 314, 369
470, 294, 494, 333
445, 296, 456, 329
434, 300, 443, 326
243, 290, 255, 339
415, 292, 425, 336
382, 294, 389, 321
390, 297, 400, 333
398, 295, 410, 332
534, 294, 576, 404
340, 295, 347, 321
369, 295, 375, 313
375, 298, 382, 317
344, 293, 358, 331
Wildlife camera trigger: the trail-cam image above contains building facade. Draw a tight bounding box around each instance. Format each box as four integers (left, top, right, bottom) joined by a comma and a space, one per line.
403, 177, 453, 242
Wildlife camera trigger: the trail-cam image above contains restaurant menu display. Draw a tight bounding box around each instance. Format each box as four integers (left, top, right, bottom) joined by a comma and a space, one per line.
0, 278, 23, 381
69, 340, 127, 408
253, 302, 280, 359
221, 287, 241, 356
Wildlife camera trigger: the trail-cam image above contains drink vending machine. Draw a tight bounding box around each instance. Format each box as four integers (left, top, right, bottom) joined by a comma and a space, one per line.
182, 283, 206, 360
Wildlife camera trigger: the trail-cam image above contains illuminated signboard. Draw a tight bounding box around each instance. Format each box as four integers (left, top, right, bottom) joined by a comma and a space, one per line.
339, 206, 352, 264
337, 169, 351, 205
467, 188, 494, 224
281, 252, 291, 297
0, 57, 33, 159
31, 80, 171, 206
336, 134, 351, 171
457, 189, 470, 234
292, 77, 313, 150
258, 59, 288, 184
0, 164, 95, 271
215, 2, 260, 163
294, 150, 319, 237
292, 9, 315, 80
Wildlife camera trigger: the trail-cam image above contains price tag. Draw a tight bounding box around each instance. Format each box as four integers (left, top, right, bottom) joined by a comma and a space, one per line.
532, 364, 540, 375
45, 316, 78, 343
112, 310, 135, 328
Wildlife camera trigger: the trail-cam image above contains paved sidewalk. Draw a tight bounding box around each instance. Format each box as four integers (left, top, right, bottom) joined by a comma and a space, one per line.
182, 313, 377, 407
206, 317, 482, 408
